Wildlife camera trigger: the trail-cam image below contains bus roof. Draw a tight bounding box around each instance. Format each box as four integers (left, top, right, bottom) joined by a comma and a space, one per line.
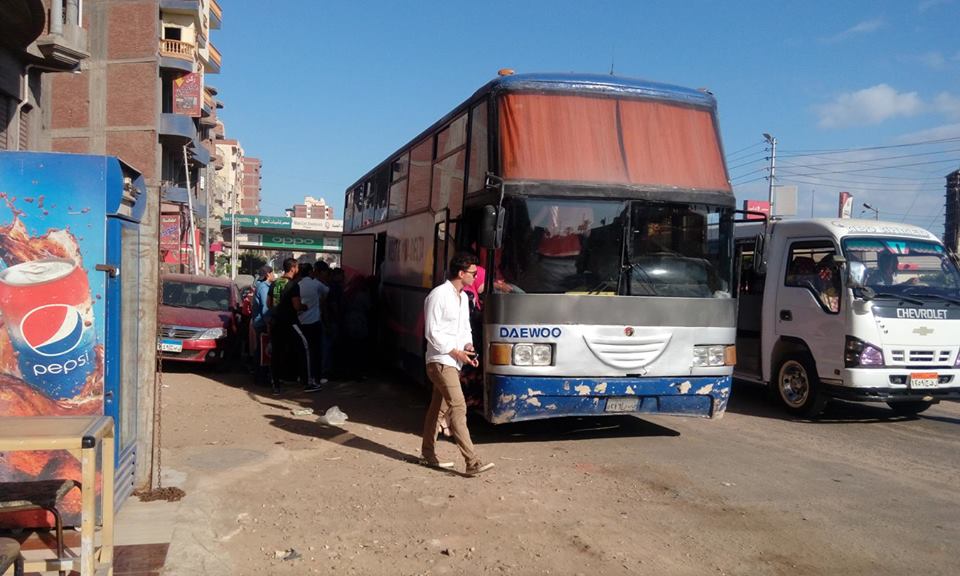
475, 73, 718, 109
735, 218, 940, 243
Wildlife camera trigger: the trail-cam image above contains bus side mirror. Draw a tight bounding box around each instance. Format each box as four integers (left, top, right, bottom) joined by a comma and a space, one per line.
479, 205, 503, 249
848, 260, 867, 288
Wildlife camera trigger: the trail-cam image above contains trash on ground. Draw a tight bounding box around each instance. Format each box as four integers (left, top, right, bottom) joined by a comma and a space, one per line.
274, 548, 301, 561
317, 405, 348, 426
291, 408, 314, 416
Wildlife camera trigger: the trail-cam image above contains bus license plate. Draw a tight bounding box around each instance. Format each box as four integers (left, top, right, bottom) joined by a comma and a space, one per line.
605, 397, 639, 413
909, 372, 939, 389
158, 338, 183, 353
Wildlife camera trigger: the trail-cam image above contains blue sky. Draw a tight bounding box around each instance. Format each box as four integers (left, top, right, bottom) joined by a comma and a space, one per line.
213, 0, 960, 236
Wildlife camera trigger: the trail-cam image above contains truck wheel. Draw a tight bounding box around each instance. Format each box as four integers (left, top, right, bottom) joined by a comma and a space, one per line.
886, 401, 932, 416
774, 355, 826, 417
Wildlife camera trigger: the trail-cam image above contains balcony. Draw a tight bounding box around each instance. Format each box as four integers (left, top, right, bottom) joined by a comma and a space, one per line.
36, 0, 89, 68
160, 39, 195, 72
159, 112, 197, 142
203, 42, 222, 74
210, 0, 223, 30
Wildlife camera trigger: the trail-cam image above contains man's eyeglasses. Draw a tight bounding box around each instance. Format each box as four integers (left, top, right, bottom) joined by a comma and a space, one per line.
464, 268, 478, 277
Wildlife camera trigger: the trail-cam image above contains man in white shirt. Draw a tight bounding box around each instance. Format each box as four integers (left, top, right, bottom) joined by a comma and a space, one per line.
420, 252, 494, 476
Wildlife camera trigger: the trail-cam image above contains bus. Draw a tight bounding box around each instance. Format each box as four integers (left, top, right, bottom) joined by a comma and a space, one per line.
341, 71, 737, 423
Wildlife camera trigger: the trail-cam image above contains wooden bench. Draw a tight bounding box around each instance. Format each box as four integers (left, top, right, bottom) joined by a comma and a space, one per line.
0, 479, 79, 576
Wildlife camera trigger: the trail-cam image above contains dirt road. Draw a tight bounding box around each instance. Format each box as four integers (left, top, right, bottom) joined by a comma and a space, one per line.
156, 368, 960, 575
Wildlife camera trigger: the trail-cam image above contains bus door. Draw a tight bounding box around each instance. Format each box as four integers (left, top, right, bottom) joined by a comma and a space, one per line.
734, 239, 764, 381
341, 233, 376, 280
432, 209, 460, 285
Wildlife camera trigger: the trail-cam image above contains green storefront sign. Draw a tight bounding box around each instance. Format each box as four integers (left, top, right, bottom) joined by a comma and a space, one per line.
256, 234, 341, 252
222, 214, 292, 230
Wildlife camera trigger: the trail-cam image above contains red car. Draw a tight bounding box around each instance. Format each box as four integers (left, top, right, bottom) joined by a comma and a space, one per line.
157, 273, 241, 366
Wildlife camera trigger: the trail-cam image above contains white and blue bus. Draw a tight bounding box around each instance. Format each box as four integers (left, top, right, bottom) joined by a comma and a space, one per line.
341, 72, 737, 423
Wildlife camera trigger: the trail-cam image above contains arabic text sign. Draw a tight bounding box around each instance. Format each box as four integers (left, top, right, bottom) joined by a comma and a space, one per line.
292, 217, 344, 232
222, 214, 292, 230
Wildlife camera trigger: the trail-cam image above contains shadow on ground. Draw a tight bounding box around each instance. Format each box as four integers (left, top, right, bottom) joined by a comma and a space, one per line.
726, 380, 955, 424
186, 363, 681, 451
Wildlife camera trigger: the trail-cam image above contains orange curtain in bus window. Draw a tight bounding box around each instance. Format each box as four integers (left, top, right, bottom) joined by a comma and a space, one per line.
499, 94, 627, 183
619, 100, 730, 191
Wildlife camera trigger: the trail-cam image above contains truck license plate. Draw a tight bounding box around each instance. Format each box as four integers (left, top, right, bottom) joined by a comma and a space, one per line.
605, 397, 639, 412
909, 372, 939, 389
158, 338, 183, 353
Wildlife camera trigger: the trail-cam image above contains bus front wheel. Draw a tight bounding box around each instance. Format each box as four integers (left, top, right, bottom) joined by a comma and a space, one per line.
774, 355, 826, 418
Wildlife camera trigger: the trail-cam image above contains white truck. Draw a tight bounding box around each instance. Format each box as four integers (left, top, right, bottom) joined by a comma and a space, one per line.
733, 218, 960, 416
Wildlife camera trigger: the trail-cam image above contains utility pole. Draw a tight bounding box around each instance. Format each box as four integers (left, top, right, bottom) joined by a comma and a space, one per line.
763, 133, 777, 216
863, 203, 879, 221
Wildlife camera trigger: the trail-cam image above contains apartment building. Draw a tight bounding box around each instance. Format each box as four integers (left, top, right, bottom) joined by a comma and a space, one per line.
240, 156, 262, 215
291, 195, 335, 219
0, 0, 87, 150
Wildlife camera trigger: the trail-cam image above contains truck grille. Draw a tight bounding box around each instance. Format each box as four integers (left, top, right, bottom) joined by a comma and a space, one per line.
887, 347, 955, 366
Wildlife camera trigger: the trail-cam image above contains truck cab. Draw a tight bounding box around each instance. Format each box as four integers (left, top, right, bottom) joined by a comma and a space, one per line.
733, 218, 960, 416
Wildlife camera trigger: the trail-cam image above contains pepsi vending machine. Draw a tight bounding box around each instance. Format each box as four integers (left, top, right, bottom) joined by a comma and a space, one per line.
0, 151, 146, 526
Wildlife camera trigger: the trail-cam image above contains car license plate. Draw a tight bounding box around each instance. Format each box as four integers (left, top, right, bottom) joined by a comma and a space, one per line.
158, 338, 183, 353
909, 372, 939, 389
605, 397, 639, 413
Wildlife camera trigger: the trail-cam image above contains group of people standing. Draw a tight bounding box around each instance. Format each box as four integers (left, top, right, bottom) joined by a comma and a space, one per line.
250, 258, 345, 394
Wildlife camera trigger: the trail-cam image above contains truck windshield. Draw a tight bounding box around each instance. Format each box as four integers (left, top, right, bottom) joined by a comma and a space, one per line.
842, 237, 960, 298
498, 197, 733, 297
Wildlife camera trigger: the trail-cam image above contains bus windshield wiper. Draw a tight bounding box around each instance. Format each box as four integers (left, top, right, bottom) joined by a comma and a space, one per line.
903, 289, 960, 306
861, 287, 924, 306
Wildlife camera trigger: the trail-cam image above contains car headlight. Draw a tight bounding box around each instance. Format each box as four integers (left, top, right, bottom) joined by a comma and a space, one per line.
845, 336, 883, 367
693, 345, 729, 367
197, 327, 227, 340
512, 343, 533, 366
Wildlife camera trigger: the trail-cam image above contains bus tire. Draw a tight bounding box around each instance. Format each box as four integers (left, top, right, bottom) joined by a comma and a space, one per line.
886, 401, 933, 416
773, 354, 826, 418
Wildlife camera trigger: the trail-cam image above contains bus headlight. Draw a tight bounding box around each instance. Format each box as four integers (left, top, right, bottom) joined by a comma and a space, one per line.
693, 345, 729, 367
490, 343, 555, 366
513, 344, 534, 365
532, 344, 553, 366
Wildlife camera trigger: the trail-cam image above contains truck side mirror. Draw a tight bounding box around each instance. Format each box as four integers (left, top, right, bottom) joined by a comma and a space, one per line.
847, 260, 867, 288
479, 205, 503, 249
753, 234, 766, 275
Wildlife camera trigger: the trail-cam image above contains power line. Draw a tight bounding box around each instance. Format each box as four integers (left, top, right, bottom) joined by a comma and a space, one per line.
779, 136, 960, 158
775, 147, 960, 170
724, 140, 766, 160
775, 157, 959, 178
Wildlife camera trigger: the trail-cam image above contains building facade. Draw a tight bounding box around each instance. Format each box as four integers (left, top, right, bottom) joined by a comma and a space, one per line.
240, 156, 261, 215
292, 195, 334, 219
0, 0, 88, 150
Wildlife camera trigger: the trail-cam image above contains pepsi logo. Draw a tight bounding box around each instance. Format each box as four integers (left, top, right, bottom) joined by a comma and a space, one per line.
20, 304, 86, 357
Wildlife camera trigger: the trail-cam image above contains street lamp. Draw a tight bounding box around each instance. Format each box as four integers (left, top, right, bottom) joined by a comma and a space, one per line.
862, 203, 879, 221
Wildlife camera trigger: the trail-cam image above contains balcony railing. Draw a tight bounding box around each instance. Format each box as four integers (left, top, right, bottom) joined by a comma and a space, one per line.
160, 39, 195, 61
209, 0, 223, 29
208, 42, 222, 67
203, 91, 215, 110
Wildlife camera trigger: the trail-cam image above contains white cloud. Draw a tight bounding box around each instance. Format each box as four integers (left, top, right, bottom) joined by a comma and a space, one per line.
893, 122, 960, 144
816, 84, 923, 128
918, 0, 952, 13
918, 51, 946, 69
933, 93, 960, 120
820, 18, 884, 43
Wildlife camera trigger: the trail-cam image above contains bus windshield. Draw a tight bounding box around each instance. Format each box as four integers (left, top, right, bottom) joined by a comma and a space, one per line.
842, 237, 960, 298
498, 197, 733, 297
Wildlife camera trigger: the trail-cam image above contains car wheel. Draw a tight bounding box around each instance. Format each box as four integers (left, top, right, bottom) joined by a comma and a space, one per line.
774, 354, 827, 417
886, 401, 933, 416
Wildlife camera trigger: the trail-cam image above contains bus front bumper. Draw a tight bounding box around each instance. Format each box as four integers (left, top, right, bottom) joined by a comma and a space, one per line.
486, 374, 731, 424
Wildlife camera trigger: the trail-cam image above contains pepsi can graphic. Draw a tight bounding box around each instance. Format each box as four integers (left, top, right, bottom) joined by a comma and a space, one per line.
0, 258, 97, 400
